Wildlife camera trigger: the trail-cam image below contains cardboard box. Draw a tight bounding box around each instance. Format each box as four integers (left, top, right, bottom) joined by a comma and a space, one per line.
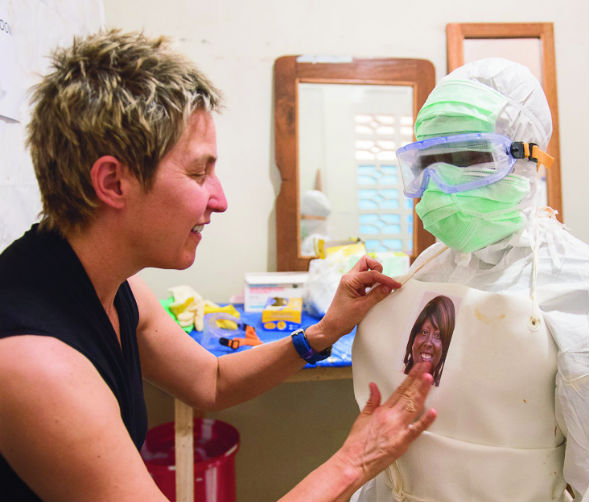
261, 297, 303, 331
244, 272, 308, 312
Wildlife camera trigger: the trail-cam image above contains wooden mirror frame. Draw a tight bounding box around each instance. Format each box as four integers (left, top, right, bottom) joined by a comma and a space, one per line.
273, 56, 436, 271
446, 22, 563, 220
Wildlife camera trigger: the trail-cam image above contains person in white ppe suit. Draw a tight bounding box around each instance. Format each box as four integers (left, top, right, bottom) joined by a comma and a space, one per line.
300, 189, 332, 256
352, 58, 589, 502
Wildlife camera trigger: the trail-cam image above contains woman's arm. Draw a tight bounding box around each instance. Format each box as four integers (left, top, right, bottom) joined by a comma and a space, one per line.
133, 256, 401, 410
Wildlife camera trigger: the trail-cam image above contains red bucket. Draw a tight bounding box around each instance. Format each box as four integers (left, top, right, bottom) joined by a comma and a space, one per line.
141, 418, 239, 502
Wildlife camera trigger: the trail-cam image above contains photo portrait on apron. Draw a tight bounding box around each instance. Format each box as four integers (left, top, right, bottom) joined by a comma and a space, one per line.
401, 294, 460, 387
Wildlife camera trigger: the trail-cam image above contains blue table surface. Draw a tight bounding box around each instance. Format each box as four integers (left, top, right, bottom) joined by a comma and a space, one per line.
188, 304, 355, 369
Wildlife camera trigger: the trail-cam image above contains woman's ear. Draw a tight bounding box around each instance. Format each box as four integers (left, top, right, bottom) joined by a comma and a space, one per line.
90, 156, 133, 209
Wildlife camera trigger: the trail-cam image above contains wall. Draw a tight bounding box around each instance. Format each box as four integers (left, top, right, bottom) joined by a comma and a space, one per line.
102, 0, 589, 305
99, 1, 589, 500
0, 0, 104, 249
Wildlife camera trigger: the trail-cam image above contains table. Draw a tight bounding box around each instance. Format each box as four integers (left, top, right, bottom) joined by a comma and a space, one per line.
189, 303, 354, 367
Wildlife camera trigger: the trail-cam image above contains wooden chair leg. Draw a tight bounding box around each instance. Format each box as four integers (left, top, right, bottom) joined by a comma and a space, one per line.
174, 399, 194, 502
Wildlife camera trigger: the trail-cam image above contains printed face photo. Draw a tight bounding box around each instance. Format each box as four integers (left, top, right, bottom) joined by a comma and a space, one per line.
403, 294, 458, 386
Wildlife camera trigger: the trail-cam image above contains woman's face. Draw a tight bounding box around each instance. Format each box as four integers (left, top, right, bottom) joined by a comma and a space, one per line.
412, 318, 443, 370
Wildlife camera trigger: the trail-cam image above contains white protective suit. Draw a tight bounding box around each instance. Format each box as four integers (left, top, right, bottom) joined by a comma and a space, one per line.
300, 189, 331, 256
351, 59, 589, 502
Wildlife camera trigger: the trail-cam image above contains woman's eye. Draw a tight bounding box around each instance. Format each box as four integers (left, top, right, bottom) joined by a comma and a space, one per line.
433, 332, 441, 339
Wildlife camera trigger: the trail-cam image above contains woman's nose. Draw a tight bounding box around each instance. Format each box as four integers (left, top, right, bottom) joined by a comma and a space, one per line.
423, 333, 434, 345
207, 175, 228, 213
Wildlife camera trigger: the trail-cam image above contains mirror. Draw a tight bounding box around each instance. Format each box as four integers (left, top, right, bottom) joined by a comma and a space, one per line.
446, 23, 563, 220
298, 83, 415, 257
274, 56, 436, 271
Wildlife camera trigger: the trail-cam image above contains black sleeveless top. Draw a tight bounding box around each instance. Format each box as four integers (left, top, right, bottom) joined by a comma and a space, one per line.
0, 225, 147, 501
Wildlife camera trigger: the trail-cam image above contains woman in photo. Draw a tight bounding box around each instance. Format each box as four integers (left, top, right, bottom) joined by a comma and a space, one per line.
403, 296, 455, 386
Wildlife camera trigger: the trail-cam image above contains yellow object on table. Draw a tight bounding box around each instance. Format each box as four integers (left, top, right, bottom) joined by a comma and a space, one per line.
261, 297, 302, 331
204, 302, 240, 330
169, 285, 205, 331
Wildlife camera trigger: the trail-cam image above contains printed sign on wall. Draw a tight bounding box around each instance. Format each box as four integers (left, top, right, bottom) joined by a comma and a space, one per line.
0, 8, 21, 121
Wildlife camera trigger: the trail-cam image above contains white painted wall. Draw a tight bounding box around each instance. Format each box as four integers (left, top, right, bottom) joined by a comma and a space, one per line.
0, 0, 104, 249
101, 0, 589, 305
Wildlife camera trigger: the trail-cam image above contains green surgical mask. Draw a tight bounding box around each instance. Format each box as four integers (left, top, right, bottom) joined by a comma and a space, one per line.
415, 173, 530, 253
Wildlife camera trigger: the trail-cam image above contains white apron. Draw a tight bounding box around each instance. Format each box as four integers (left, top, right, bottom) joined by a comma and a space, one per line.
352, 279, 567, 502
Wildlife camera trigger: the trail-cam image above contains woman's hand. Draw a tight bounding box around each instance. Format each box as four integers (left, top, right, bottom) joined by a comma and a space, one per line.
336, 362, 437, 486
308, 256, 402, 349
278, 362, 437, 502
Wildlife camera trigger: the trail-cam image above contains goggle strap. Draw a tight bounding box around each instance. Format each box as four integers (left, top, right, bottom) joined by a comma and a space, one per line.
530, 144, 554, 170
510, 142, 555, 170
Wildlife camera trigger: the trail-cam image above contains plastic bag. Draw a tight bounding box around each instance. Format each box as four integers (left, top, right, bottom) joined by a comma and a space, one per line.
303, 250, 360, 318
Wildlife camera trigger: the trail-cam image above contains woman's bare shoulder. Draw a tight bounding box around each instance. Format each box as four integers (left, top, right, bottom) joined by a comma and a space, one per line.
0, 334, 165, 501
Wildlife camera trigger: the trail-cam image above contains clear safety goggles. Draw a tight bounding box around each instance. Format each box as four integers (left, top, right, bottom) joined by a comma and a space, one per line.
396, 133, 554, 198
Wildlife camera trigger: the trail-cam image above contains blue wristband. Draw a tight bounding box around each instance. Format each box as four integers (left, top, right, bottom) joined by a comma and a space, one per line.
291, 328, 331, 364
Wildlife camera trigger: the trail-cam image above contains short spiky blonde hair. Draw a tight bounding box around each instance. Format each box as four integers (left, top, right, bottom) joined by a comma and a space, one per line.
27, 29, 222, 234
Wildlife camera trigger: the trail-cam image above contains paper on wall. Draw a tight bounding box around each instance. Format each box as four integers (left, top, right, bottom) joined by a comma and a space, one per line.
0, 0, 105, 253
0, 6, 23, 121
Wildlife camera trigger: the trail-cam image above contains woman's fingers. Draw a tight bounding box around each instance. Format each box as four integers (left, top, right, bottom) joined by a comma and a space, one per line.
407, 408, 437, 438
399, 369, 433, 416
351, 255, 383, 273
321, 264, 401, 338
384, 362, 433, 415
361, 382, 382, 416
345, 269, 402, 294
384, 373, 416, 408
350, 256, 402, 290
337, 365, 437, 484
366, 284, 395, 304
